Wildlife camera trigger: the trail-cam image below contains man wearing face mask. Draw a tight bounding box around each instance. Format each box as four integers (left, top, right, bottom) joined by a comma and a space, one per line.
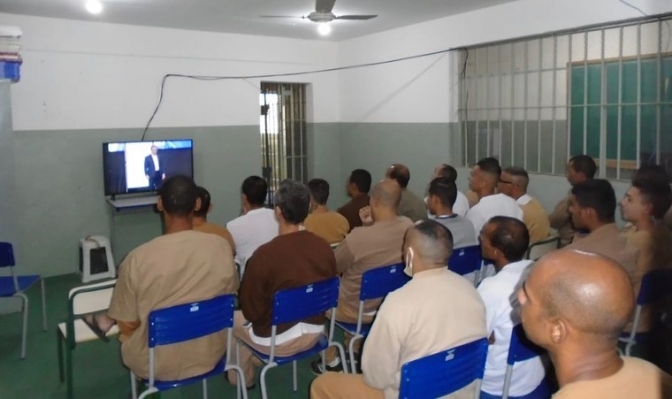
311, 220, 487, 399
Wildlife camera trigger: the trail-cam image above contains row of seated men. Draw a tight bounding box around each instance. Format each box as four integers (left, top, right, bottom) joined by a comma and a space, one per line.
82, 156, 672, 398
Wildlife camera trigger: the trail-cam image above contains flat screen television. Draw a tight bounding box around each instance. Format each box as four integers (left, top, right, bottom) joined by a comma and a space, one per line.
103, 139, 194, 196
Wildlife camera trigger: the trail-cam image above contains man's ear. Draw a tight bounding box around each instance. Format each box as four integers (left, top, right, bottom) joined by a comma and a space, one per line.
274, 206, 282, 220
550, 318, 568, 345
157, 198, 164, 212
194, 198, 202, 213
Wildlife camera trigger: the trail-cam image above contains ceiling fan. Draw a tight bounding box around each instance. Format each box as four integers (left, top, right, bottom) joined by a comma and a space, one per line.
260, 0, 378, 35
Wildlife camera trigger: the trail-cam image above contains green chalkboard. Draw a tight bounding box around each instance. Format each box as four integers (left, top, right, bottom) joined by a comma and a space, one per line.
570, 56, 672, 163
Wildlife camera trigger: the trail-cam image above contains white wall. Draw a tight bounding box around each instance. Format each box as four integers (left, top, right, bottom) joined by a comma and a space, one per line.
338, 0, 672, 124
0, 13, 340, 131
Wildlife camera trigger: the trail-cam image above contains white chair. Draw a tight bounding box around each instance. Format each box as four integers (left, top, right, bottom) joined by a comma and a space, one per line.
57, 279, 119, 399
525, 236, 560, 261
79, 235, 116, 283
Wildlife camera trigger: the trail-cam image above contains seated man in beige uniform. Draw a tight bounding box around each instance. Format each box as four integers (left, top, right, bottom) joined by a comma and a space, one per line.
338, 169, 372, 231
385, 164, 427, 222
312, 179, 413, 373
564, 179, 638, 271
228, 179, 337, 388
84, 175, 239, 381
518, 250, 672, 399
549, 155, 596, 246
619, 174, 672, 335
305, 178, 350, 244
497, 167, 550, 243
193, 185, 236, 252
311, 220, 487, 399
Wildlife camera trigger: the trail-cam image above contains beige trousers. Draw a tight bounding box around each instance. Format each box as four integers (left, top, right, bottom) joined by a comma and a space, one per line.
227, 311, 322, 386
310, 372, 384, 399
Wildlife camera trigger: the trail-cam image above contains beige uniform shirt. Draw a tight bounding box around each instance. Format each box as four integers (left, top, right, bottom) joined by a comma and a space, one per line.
553, 357, 672, 399
304, 211, 350, 244
108, 230, 239, 380
362, 268, 487, 399
335, 216, 414, 314
519, 196, 551, 244
622, 226, 672, 332
564, 223, 639, 276
549, 193, 575, 246
398, 189, 427, 222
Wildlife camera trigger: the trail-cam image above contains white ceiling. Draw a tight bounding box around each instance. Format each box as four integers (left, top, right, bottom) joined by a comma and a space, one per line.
0, 0, 520, 41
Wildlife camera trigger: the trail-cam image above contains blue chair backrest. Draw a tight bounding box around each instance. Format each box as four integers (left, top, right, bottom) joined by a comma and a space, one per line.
272, 277, 339, 325
638, 269, 672, 305
448, 245, 482, 276
0, 242, 15, 268
507, 324, 546, 366
399, 338, 488, 399
147, 294, 235, 348
360, 262, 409, 301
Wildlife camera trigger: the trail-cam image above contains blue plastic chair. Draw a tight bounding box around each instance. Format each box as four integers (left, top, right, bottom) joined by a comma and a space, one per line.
0, 242, 47, 359
237, 277, 347, 399
619, 269, 672, 355
399, 338, 489, 399
334, 262, 409, 372
131, 294, 247, 399
448, 245, 483, 285
498, 324, 551, 399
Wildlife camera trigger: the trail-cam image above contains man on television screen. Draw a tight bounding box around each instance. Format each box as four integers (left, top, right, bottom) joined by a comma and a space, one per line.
144, 146, 166, 190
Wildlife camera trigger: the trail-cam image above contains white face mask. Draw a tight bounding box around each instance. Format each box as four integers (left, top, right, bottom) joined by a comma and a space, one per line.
404, 247, 415, 277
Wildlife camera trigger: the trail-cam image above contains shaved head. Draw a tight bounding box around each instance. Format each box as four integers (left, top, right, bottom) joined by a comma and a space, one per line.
404, 220, 454, 266
371, 179, 402, 209
524, 250, 634, 340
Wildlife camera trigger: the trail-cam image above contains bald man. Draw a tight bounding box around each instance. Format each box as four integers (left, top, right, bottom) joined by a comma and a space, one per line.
385, 164, 427, 222
311, 220, 486, 399
312, 180, 414, 373
466, 158, 523, 242
518, 250, 672, 399
498, 167, 550, 243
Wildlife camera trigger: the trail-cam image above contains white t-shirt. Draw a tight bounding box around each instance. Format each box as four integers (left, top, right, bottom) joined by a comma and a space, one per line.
477, 259, 546, 396
424, 190, 471, 218
466, 193, 524, 240
226, 208, 278, 271
151, 154, 160, 170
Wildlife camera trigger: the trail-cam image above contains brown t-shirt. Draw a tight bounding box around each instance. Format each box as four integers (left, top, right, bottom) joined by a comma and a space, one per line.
337, 195, 370, 231
107, 230, 239, 380
193, 220, 236, 254
564, 224, 639, 274
336, 216, 414, 314
549, 193, 576, 246
239, 230, 337, 338
304, 211, 350, 244
553, 357, 672, 399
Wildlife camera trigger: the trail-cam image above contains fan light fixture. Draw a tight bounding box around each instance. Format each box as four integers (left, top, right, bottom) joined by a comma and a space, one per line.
85, 0, 103, 14
317, 23, 331, 36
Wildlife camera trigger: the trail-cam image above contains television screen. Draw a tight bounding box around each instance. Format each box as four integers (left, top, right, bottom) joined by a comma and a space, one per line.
103, 139, 194, 196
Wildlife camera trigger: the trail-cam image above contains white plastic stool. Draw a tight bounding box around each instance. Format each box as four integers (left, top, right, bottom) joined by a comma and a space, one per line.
79, 236, 116, 283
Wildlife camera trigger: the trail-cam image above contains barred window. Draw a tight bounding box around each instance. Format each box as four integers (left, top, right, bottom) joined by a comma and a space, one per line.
459, 15, 672, 179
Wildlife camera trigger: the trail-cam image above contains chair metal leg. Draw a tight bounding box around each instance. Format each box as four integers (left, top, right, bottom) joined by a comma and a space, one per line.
17, 293, 28, 359
226, 365, 248, 399
202, 379, 208, 399
57, 330, 64, 383
292, 360, 297, 392
348, 335, 362, 373
130, 372, 138, 399
259, 363, 276, 399
66, 334, 74, 399
40, 279, 47, 331
333, 342, 349, 374
321, 349, 326, 372
625, 340, 635, 356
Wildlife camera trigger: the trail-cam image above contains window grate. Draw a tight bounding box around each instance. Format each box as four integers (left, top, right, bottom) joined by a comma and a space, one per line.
260, 82, 308, 200
459, 14, 672, 179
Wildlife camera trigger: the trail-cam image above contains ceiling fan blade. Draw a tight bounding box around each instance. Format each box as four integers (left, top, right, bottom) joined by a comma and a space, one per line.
259, 15, 303, 19
336, 15, 378, 20
315, 0, 336, 13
